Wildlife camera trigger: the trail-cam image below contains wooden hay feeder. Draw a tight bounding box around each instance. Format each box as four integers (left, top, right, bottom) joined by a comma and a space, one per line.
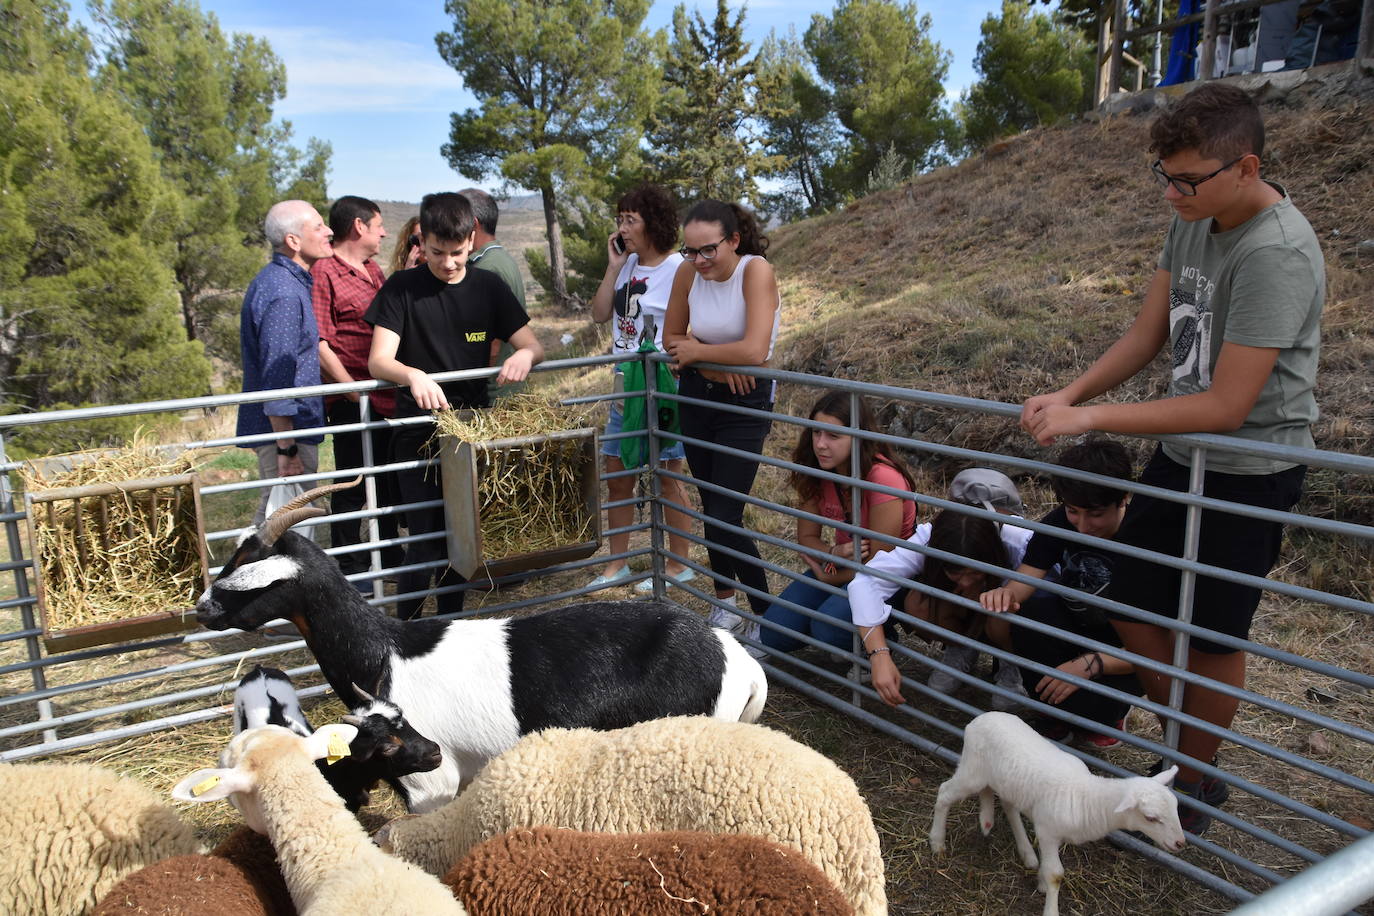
439, 427, 601, 580
26, 474, 210, 653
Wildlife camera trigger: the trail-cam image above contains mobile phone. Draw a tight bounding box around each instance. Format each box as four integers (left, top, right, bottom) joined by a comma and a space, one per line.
612, 235, 625, 255
409, 233, 423, 250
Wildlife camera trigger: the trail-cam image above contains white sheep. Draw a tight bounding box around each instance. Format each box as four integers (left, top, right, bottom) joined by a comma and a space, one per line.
376, 716, 886, 916
929, 711, 1186, 916
0, 761, 203, 916
172, 724, 465, 916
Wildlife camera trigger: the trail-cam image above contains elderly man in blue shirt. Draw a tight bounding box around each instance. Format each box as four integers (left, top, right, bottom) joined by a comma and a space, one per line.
238, 199, 334, 524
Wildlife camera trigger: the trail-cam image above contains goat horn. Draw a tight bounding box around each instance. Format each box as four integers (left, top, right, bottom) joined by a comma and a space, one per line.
266, 476, 364, 520
351, 681, 377, 705
258, 506, 326, 546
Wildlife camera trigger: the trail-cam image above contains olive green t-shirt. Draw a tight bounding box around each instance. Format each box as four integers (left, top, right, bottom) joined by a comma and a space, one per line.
469, 243, 527, 308
1158, 183, 1324, 474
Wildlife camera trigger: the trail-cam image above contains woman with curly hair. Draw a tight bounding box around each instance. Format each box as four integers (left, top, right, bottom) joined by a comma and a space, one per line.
587, 184, 694, 589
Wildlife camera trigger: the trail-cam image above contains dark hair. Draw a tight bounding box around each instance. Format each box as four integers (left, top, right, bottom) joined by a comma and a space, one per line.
1051, 439, 1133, 509
458, 188, 499, 235
1149, 83, 1265, 163
419, 192, 475, 242
328, 195, 380, 241
919, 509, 1008, 639
684, 200, 769, 257
790, 392, 916, 504
617, 184, 679, 255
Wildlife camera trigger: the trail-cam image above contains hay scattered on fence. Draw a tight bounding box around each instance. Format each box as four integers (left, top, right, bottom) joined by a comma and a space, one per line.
18, 442, 206, 633
433, 395, 597, 563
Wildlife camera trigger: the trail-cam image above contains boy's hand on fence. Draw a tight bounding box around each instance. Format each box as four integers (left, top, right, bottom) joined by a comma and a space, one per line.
870, 652, 906, 707
496, 350, 534, 385
980, 587, 1020, 614
408, 372, 449, 411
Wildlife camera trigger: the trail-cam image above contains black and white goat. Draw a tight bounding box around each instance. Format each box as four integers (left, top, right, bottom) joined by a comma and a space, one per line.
199, 480, 768, 814
232, 664, 442, 812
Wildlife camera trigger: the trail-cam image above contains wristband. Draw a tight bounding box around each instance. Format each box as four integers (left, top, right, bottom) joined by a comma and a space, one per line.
276, 443, 299, 457
864, 646, 891, 659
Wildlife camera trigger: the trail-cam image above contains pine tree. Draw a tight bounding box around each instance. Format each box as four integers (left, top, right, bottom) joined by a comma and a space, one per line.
646, 0, 781, 206
754, 30, 842, 219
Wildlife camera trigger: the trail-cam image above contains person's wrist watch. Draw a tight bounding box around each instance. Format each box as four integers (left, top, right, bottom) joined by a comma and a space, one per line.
276, 443, 299, 457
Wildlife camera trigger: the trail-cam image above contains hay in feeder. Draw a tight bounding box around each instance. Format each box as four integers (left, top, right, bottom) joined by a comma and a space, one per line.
19, 441, 207, 633
433, 396, 597, 563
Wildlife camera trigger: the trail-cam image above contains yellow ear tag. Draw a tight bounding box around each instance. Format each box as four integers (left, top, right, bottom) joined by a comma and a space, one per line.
326, 733, 350, 765
191, 775, 221, 797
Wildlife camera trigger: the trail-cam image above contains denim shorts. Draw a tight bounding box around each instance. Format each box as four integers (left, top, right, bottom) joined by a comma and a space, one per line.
602, 400, 686, 461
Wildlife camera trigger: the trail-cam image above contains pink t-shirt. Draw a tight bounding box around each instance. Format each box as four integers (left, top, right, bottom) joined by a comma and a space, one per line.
816, 459, 917, 544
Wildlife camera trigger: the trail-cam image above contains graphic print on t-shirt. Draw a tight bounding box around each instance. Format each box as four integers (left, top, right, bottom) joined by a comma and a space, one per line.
1169, 263, 1215, 391
613, 276, 648, 351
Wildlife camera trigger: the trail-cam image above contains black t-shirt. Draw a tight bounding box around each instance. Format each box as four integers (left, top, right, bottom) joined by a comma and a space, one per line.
1022, 506, 1117, 630
365, 265, 529, 417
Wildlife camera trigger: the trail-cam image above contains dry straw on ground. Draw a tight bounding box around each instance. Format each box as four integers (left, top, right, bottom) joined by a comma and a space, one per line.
433, 395, 598, 564
19, 441, 206, 632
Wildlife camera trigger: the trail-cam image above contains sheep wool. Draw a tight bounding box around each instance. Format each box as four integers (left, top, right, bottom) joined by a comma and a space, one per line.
0, 762, 202, 916
91, 827, 293, 916
447, 826, 855, 916
381, 717, 886, 916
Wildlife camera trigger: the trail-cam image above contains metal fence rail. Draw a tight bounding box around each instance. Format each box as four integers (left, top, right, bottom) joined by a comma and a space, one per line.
0, 355, 1370, 913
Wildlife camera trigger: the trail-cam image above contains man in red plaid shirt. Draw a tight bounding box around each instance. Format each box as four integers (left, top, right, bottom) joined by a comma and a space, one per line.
311, 195, 402, 589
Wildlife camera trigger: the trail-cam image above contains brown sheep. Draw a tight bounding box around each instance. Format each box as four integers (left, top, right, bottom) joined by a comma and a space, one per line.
93, 827, 293, 916
446, 826, 854, 915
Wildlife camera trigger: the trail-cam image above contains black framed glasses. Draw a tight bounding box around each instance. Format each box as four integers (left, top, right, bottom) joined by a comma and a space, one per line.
679, 237, 728, 261
1150, 157, 1242, 196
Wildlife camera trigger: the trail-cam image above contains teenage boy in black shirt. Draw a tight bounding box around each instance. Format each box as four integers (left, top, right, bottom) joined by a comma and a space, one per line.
367, 192, 544, 619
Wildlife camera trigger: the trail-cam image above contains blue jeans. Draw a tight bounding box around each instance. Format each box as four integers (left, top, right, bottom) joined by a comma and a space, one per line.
761, 572, 857, 654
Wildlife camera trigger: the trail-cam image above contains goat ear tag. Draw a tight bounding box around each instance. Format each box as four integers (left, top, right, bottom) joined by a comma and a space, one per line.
326, 733, 350, 765
192, 775, 221, 796
304, 723, 358, 763
171, 767, 244, 803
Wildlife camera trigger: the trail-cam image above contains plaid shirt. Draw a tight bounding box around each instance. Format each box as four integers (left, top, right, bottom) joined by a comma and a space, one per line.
310, 255, 394, 417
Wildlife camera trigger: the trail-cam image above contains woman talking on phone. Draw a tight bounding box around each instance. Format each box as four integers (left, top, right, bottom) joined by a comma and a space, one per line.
663, 200, 781, 641
587, 184, 694, 589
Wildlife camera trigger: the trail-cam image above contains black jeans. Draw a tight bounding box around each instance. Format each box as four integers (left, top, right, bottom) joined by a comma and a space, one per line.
390, 424, 465, 621
678, 369, 774, 615
1014, 592, 1142, 728
327, 399, 402, 576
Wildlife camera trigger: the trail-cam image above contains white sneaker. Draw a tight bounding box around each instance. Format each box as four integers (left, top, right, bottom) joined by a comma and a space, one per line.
990, 659, 1028, 711
928, 644, 978, 693
707, 605, 744, 631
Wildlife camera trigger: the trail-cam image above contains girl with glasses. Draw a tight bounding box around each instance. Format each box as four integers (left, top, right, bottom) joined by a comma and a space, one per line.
663, 201, 781, 640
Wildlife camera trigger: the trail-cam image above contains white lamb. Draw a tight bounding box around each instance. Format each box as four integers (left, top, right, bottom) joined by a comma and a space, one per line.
930, 711, 1186, 916
172, 724, 465, 916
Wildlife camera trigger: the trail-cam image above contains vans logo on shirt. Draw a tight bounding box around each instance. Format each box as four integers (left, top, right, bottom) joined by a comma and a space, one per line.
465, 331, 487, 343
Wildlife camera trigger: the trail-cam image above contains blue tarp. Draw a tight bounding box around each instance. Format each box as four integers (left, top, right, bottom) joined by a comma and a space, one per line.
1161, 0, 1202, 85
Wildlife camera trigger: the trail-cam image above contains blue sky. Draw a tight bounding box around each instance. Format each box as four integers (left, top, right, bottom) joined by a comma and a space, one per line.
182, 0, 1010, 202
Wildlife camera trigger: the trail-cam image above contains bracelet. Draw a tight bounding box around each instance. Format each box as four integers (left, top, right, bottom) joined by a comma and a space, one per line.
865, 646, 891, 659
276, 443, 299, 457
1080, 652, 1103, 679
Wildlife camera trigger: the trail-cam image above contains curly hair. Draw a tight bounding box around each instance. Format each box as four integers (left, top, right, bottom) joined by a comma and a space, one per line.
684, 200, 769, 257
1149, 83, 1264, 163
388, 216, 421, 274
616, 184, 679, 255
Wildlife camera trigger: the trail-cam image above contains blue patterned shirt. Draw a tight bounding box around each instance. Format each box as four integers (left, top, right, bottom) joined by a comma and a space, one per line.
236, 252, 325, 444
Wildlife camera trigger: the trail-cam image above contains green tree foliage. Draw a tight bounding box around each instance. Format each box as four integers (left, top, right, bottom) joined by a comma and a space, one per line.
437, 0, 661, 307
961, 1, 1094, 150
646, 0, 781, 206
804, 0, 958, 199
0, 0, 211, 451
754, 30, 841, 220
91, 0, 331, 361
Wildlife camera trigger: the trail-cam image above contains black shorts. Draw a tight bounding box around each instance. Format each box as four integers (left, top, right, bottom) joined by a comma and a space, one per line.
1106, 446, 1305, 654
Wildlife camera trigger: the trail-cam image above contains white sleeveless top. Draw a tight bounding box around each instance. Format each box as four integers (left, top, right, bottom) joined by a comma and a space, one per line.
687, 254, 781, 360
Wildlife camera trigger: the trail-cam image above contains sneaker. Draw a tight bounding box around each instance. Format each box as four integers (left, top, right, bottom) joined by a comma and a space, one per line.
989, 659, 1027, 711
1150, 757, 1229, 807
1080, 718, 1126, 749
928, 644, 978, 693
737, 619, 761, 646
706, 604, 744, 631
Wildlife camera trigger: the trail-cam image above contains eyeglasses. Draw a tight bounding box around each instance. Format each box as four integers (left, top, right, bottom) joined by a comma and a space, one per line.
679, 238, 728, 262
1150, 157, 1242, 196
614, 214, 639, 226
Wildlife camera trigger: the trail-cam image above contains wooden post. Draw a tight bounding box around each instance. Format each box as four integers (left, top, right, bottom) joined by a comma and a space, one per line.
1358, 0, 1374, 65
1110, 0, 1128, 96
1199, 0, 1219, 81
1096, 0, 1113, 105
